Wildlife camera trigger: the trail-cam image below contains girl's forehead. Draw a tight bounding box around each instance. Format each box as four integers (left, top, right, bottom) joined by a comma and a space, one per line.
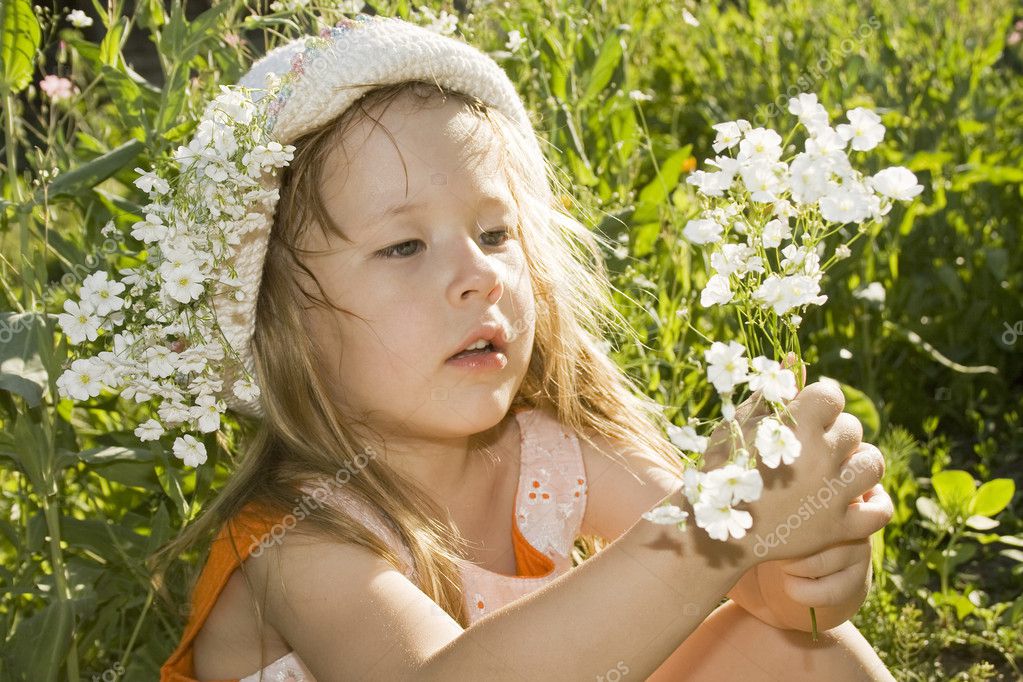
322, 109, 515, 234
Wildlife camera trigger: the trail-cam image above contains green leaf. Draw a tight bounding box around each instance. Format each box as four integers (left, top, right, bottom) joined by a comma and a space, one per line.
12, 414, 55, 495
0, 312, 49, 407
932, 469, 976, 512
99, 15, 127, 68
969, 478, 1014, 517
0, 0, 41, 94
632, 145, 693, 224
34, 139, 144, 202
579, 25, 626, 107
157, 452, 189, 520
98, 64, 145, 137
78, 445, 159, 489
916, 496, 949, 528
5, 599, 73, 680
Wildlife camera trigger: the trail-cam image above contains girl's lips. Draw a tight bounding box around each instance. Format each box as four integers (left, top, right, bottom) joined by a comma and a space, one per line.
444, 349, 508, 371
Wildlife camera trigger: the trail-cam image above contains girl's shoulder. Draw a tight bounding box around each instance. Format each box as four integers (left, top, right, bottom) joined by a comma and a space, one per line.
296, 477, 417, 578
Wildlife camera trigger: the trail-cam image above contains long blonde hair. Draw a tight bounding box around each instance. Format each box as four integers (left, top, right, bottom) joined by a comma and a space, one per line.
148, 78, 687, 659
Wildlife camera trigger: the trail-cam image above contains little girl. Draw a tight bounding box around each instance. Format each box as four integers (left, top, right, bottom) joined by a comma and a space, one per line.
153, 13, 895, 681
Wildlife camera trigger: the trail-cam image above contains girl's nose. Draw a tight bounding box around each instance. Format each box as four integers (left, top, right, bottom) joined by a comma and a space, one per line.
448, 233, 503, 305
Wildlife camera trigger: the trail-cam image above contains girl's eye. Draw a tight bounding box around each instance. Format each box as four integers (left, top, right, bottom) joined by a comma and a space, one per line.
480, 228, 511, 247
376, 240, 423, 259
375, 229, 511, 259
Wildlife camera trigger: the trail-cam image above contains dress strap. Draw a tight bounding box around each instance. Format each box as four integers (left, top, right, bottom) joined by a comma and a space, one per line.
513, 408, 588, 565
159, 503, 280, 682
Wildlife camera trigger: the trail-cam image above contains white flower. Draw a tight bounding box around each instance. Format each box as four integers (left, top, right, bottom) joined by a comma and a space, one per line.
837, 107, 885, 151
173, 434, 208, 467
133, 167, 170, 195
693, 488, 753, 540
693, 155, 742, 197
868, 166, 923, 200
159, 399, 193, 425
748, 356, 798, 403
854, 281, 886, 304
788, 153, 831, 204
163, 263, 206, 304
804, 127, 848, 161
505, 29, 526, 52
57, 299, 102, 345
704, 341, 749, 394
57, 358, 105, 400
143, 346, 177, 379
721, 399, 736, 422
666, 424, 708, 453
835, 244, 852, 259
81, 271, 127, 316
761, 218, 792, 248
131, 212, 167, 243
819, 183, 874, 224
192, 394, 224, 433
67, 9, 93, 27
772, 199, 796, 219
642, 504, 690, 525
711, 121, 745, 152
628, 90, 654, 102
737, 128, 783, 164
682, 9, 700, 26
682, 466, 705, 502
739, 160, 786, 203
780, 243, 821, 277
210, 86, 256, 126
704, 464, 763, 504
788, 93, 830, 136
754, 417, 802, 468
682, 217, 723, 244
418, 5, 458, 35
134, 418, 165, 442
711, 243, 762, 278
753, 273, 828, 315
700, 273, 733, 307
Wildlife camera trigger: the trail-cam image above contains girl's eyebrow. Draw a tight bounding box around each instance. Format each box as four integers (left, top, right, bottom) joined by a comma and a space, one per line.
365, 193, 514, 227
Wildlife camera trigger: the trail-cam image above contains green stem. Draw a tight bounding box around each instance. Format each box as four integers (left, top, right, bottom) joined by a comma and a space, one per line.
41, 493, 80, 681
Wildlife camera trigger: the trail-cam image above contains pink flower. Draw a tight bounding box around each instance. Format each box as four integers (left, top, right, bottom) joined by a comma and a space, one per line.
39, 75, 77, 101
223, 32, 241, 47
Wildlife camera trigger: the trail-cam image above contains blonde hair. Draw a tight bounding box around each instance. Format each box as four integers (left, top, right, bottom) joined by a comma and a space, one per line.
148, 78, 688, 666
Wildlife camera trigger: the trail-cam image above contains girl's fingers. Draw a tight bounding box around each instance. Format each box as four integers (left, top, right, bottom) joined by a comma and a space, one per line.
837, 443, 885, 506
781, 539, 871, 579
843, 483, 895, 540
781, 557, 871, 608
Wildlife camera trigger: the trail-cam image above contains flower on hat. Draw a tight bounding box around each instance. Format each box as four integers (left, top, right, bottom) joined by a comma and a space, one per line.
56, 82, 295, 467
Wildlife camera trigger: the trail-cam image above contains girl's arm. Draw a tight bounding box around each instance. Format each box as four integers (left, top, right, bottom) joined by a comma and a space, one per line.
578, 414, 885, 634
255, 484, 751, 681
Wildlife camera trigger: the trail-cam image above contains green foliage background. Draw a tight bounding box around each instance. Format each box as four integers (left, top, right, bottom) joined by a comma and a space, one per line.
0, 0, 1020, 679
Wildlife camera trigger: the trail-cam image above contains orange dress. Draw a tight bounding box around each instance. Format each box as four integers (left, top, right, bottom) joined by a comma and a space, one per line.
160, 407, 588, 682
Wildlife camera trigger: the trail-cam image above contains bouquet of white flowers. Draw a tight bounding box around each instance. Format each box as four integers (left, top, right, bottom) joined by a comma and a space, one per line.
642, 92, 922, 638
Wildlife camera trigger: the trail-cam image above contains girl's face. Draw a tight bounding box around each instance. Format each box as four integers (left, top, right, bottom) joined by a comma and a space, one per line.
298, 93, 536, 442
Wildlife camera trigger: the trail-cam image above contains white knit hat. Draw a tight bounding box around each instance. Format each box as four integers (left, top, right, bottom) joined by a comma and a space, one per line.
212, 13, 548, 419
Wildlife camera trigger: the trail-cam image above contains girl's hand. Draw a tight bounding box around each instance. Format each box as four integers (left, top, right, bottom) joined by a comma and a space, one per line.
776, 480, 891, 604
750, 478, 892, 630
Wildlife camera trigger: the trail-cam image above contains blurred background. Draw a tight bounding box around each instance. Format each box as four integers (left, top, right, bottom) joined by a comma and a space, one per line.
1, 0, 1021, 679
